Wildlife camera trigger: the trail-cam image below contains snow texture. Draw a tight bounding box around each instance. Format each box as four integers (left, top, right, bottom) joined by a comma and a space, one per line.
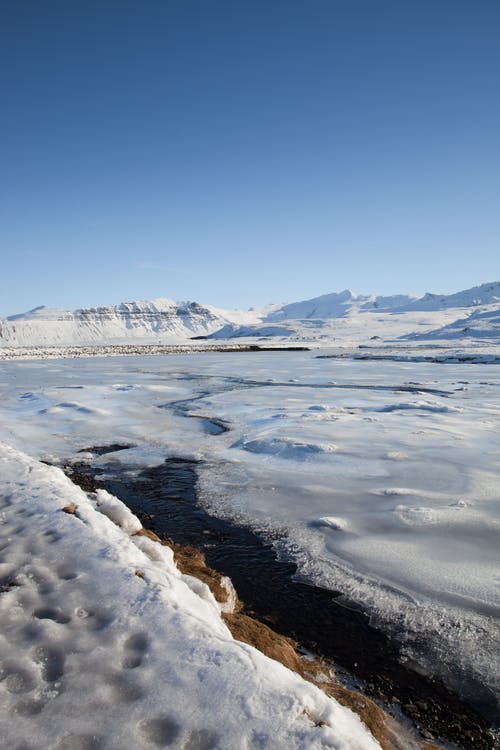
0, 442, 380, 750
0, 351, 498, 717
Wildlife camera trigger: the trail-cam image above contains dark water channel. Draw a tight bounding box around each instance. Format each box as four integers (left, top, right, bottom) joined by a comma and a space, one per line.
68, 452, 497, 750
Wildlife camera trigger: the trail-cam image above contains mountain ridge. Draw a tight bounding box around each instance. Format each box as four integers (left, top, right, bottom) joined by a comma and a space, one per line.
1, 280, 499, 347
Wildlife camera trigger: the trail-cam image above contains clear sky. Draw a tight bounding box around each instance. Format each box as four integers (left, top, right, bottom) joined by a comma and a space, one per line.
1, 0, 499, 316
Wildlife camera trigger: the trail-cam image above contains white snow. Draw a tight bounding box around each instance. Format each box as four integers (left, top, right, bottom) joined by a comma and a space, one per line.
407, 306, 500, 340
0, 441, 380, 750
0, 300, 227, 347
316, 517, 350, 532
0, 350, 498, 717
265, 289, 417, 320
393, 280, 500, 312
235, 437, 338, 458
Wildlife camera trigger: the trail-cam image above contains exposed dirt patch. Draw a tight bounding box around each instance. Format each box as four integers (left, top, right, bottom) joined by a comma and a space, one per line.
134, 527, 161, 543
170, 542, 230, 606
223, 611, 303, 672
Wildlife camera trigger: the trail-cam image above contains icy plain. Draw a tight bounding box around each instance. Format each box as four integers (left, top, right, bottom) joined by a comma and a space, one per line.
0, 348, 498, 727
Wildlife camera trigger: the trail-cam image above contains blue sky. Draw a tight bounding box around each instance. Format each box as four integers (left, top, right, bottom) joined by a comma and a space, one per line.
1, 0, 499, 316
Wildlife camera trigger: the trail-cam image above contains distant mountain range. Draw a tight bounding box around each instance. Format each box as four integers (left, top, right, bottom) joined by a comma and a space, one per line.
1, 281, 499, 347
267, 281, 500, 319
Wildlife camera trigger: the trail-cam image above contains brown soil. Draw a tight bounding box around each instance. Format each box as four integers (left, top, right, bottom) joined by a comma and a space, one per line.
223, 611, 304, 673
134, 527, 161, 542
169, 542, 231, 606
66, 469, 104, 494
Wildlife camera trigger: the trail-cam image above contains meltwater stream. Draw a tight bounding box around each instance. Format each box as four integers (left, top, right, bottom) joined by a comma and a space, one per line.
68, 450, 497, 750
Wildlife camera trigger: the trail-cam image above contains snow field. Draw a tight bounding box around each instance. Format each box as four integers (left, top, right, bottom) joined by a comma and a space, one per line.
0, 351, 498, 718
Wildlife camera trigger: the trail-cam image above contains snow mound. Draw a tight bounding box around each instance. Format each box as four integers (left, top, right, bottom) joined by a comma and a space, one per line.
375, 400, 462, 414
0, 442, 380, 750
316, 516, 350, 531
39, 401, 110, 417
94, 488, 143, 534
236, 437, 338, 459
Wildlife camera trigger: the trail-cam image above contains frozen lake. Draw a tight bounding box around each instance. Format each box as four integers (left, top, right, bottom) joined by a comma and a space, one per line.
0, 351, 498, 715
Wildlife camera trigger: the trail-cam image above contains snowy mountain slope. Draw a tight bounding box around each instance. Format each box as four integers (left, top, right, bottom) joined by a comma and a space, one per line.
393, 281, 500, 312
265, 290, 417, 320
0, 299, 227, 347
246, 281, 500, 344
206, 301, 281, 325
206, 311, 472, 346
208, 322, 298, 339
266, 282, 500, 321
405, 306, 500, 341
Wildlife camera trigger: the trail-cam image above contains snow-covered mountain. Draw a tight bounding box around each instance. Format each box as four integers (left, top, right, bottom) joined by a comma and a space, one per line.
391, 281, 500, 312
0, 299, 234, 347
266, 290, 418, 320
1, 281, 499, 347
266, 282, 500, 321
406, 306, 500, 340
210, 281, 500, 344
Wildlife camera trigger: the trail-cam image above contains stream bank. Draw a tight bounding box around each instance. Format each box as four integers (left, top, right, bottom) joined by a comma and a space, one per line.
66, 450, 497, 750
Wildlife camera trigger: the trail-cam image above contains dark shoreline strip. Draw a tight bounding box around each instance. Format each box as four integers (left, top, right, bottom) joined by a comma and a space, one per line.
0, 344, 310, 361
67, 456, 497, 750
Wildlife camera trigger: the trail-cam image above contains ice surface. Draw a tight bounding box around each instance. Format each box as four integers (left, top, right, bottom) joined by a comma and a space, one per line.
0, 442, 380, 749
0, 350, 498, 714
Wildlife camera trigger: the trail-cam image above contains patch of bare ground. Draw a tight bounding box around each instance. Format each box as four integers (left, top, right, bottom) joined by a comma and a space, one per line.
66, 469, 105, 494
170, 542, 231, 606
134, 529, 232, 607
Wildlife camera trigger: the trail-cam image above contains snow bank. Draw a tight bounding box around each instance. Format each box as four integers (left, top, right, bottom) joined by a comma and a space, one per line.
0, 442, 380, 750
